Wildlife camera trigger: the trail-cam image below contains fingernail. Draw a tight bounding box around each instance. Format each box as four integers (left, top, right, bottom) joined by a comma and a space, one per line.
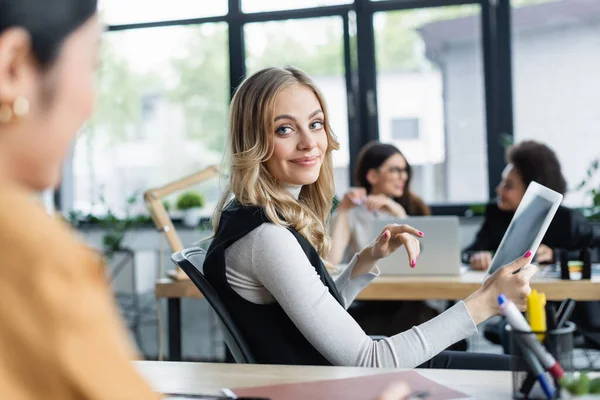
411, 260, 416, 268
523, 250, 532, 258
384, 231, 389, 239
418, 231, 424, 237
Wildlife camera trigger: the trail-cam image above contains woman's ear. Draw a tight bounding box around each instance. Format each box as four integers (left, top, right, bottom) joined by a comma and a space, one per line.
366, 168, 379, 186
0, 28, 34, 104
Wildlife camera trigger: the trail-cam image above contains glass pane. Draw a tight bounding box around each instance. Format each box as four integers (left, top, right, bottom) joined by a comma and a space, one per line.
243, 0, 351, 13
73, 24, 229, 216
511, 0, 600, 208
99, 0, 228, 25
374, 5, 487, 204
245, 17, 351, 197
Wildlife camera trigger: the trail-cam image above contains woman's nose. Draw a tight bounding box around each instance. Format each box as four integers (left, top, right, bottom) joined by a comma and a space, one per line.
297, 129, 317, 151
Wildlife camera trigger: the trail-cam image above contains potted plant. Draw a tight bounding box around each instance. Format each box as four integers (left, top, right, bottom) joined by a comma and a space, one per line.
176, 191, 205, 228
575, 157, 600, 221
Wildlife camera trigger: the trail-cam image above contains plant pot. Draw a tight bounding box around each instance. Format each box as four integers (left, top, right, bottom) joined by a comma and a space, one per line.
182, 207, 202, 228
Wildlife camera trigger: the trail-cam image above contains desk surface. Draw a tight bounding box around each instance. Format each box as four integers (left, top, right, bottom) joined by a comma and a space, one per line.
135, 361, 512, 399
155, 269, 600, 301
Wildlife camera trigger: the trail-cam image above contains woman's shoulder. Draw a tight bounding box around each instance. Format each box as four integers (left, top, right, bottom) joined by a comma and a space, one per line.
0, 184, 99, 272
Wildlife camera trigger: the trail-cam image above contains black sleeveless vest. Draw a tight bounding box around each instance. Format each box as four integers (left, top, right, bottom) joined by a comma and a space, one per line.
203, 201, 343, 365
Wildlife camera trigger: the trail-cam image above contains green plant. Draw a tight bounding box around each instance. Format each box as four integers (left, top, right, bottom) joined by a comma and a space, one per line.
575, 157, 600, 221
559, 372, 600, 396
67, 191, 151, 258
176, 191, 205, 210
468, 203, 487, 217
162, 199, 171, 212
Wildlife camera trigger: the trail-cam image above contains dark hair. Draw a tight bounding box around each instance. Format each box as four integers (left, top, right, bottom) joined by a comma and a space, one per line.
354, 141, 430, 216
506, 140, 567, 195
0, 0, 97, 69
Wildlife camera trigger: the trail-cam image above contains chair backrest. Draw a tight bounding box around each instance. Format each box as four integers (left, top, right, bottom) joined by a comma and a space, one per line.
171, 247, 256, 364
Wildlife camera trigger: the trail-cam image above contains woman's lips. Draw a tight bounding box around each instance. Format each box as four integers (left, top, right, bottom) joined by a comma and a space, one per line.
290, 156, 319, 167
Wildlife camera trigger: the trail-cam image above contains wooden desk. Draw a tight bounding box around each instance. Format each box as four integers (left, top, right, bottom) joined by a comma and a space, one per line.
156, 270, 600, 360
135, 360, 513, 399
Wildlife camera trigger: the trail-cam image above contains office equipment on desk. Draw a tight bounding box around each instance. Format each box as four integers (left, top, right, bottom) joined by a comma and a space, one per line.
499, 294, 564, 379
507, 321, 575, 400
373, 216, 462, 276
557, 248, 595, 280
231, 370, 472, 400
527, 290, 547, 341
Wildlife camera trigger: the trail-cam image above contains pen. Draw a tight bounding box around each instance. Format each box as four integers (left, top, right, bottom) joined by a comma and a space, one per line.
556, 298, 575, 329
517, 340, 554, 399
546, 303, 558, 331
498, 294, 564, 380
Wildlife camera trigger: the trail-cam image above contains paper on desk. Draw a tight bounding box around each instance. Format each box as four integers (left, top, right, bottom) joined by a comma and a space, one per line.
232, 370, 473, 400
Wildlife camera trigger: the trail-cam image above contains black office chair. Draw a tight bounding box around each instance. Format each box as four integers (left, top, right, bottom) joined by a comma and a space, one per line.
171, 246, 256, 364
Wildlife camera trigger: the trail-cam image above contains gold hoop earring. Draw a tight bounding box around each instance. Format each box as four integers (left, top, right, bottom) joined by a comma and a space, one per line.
0, 104, 12, 124
13, 96, 29, 118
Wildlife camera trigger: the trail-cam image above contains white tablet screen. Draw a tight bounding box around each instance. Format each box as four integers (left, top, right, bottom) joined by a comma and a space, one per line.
487, 194, 555, 275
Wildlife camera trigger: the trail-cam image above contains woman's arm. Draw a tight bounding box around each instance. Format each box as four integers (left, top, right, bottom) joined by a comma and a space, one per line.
246, 224, 478, 368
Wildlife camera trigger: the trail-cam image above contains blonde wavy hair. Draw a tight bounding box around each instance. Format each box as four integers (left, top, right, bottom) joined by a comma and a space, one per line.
213, 66, 340, 263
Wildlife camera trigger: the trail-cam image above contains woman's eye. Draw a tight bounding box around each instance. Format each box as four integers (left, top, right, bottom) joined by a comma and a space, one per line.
310, 121, 324, 130
276, 126, 293, 135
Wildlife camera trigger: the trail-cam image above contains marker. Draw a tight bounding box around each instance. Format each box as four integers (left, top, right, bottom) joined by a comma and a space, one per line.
498, 294, 564, 379
526, 289, 546, 341
518, 341, 554, 399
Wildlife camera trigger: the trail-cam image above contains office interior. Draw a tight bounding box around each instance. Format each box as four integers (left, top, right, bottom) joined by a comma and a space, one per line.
49, 0, 600, 369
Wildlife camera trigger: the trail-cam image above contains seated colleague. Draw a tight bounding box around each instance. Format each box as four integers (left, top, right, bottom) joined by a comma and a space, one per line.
328, 141, 430, 266
328, 142, 439, 337
464, 140, 594, 270
0, 1, 159, 398
204, 66, 536, 369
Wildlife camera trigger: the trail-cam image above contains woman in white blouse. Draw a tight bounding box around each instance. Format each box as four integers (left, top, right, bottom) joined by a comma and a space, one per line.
203, 66, 536, 369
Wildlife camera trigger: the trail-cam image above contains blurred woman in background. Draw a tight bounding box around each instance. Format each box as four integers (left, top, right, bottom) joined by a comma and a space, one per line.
0, 0, 159, 398
464, 140, 593, 270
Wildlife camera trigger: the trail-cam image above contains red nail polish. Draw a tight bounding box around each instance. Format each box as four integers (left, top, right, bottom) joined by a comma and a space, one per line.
523, 250, 532, 258
411, 260, 416, 268
418, 231, 424, 237
384, 231, 389, 239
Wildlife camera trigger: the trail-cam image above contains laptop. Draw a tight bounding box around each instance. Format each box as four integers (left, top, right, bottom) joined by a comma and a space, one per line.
372, 216, 462, 276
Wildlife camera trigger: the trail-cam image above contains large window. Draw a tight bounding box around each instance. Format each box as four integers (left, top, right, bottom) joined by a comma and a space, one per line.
245, 17, 352, 197
61, 0, 523, 217
374, 5, 487, 204
73, 24, 229, 216
511, 0, 600, 207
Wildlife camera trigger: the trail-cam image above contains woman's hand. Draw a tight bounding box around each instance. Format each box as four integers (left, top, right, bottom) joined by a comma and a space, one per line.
338, 187, 367, 211
364, 194, 407, 217
360, 224, 423, 268
469, 251, 492, 271
536, 244, 554, 264
465, 251, 537, 324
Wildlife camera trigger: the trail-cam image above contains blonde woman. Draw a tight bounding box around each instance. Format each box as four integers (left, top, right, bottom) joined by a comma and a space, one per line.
204, 66, 536, 369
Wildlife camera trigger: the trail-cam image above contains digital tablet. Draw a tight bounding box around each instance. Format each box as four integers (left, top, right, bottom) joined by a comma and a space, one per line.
486, 181, 563, 277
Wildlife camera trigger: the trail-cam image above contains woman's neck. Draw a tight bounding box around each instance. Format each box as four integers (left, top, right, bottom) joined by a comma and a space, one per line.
284, 183, 303, 200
